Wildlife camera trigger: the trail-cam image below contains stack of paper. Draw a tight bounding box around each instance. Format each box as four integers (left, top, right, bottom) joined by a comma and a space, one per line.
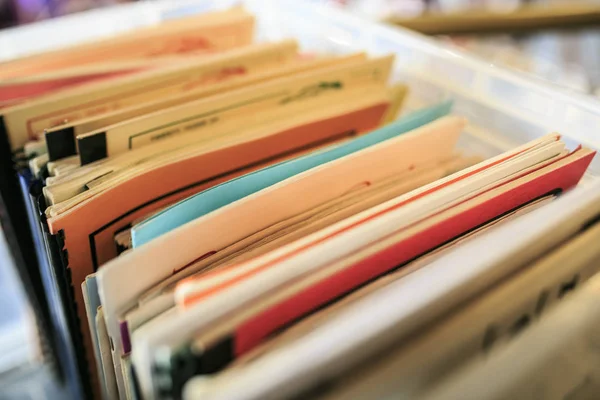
4, 6, 600, 400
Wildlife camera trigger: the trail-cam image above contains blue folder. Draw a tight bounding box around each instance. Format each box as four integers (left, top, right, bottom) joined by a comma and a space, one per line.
131, 99, 453, 248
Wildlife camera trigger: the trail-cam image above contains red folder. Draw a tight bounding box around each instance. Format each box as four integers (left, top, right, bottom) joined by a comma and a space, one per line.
224, 148, 594, 356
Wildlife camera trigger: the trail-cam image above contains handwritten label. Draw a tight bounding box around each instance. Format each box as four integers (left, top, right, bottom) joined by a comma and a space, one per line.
145, 36, 213, 58
280, 81, 343, 104
181, 66, 247, 92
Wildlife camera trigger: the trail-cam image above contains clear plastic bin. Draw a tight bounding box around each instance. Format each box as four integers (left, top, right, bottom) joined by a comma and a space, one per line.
1, 0, 599, 180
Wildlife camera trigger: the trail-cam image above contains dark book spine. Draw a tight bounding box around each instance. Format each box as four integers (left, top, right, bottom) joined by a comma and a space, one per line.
45, 126, 76, 161
78, 132, 108, 166
35, 188, 93, 399
0, 116, 46, 326
153, 336, 234, 400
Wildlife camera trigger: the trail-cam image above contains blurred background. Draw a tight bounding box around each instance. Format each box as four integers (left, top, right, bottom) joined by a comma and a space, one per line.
2, 0, 599, 96
0, 0, 133, 28
320, 0, 600, 96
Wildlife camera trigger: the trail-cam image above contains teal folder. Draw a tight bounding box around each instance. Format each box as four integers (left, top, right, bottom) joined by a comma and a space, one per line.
131, 99, 453, 248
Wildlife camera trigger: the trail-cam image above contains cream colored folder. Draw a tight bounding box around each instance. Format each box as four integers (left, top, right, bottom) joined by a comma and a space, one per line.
3, 40, 297, 150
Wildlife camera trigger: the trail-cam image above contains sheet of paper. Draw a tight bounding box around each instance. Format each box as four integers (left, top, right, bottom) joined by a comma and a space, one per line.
44, 86, 393, 208
128, 144, 592, 399
0, 8, 254, 80
177, 166, 600, 400
94, 100, 454, 377
3, 39, 295, 151
47, 93, 392, 398
116, 116, 466, 345
74, 55, 394, 163
320, 216, 600, 400
61, 54, 365, 163
423, 272, 600, 400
